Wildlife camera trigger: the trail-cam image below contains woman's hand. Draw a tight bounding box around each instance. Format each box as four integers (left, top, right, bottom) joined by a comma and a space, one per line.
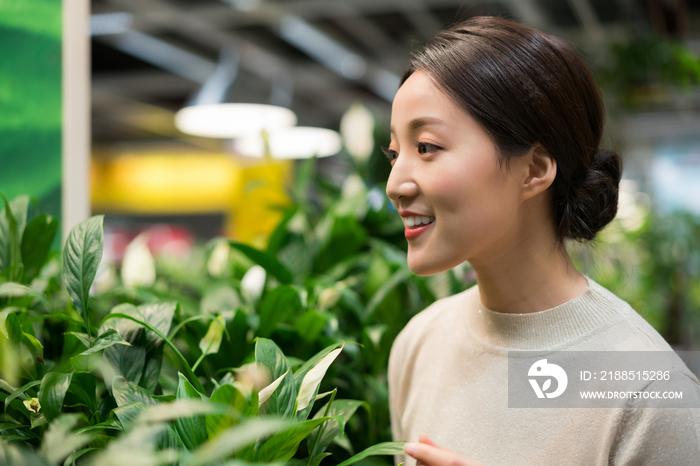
403, 435, 485, 466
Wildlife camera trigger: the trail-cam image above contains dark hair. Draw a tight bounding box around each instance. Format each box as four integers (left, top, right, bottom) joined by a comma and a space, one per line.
402, 16, 622, 243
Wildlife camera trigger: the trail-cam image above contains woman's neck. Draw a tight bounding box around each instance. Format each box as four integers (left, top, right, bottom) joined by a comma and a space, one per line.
468, 204, 588, 314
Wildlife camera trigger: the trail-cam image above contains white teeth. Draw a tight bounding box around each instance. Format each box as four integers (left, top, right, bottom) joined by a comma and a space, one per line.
403, 215, 436, 228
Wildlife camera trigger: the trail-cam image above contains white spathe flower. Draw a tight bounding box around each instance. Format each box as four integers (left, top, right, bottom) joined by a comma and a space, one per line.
296, 344, 344, 412
340, 102, 374, 162
121, 233, 155, 288
258, 368, 289, 407
207, 241, 230, 277
241, 265, 266, 302
341, 173, 365, 199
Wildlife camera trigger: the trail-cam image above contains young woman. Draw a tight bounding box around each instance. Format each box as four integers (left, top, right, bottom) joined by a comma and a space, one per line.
385, 16, 700, 466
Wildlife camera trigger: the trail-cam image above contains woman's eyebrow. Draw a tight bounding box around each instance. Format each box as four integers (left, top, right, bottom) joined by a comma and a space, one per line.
390, 116, 444, 135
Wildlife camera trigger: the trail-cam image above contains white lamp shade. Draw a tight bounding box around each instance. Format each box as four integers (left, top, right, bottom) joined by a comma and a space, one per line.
175, 103, 297, 138
231, 126, 342, 159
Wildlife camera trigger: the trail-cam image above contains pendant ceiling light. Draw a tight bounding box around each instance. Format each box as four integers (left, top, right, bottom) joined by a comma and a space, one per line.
230, 126, 342, 159
174, 50, 297, 139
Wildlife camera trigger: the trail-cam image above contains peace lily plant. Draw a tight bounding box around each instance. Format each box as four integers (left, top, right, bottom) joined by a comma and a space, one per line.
0, 194, 407, 466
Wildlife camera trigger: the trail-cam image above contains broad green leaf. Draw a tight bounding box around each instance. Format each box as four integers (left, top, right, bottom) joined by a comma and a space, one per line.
112, 401, 148, 431
256, 416, 340, 462
100, 302, 179, 392
185, 418, 286, 466
173, 373, 207, 450
0, 440, 53, 466
74, 418, 122, 435
295, 345, 343, 412
206, 384, 246, 438
364, 268, 412, 323
0, 195, 28, 278
0, 307, 22, 339
71, 329, 131, 372
111, 377, 156, 407
293, 311, 327, 342
69, 372, 97, 413
309, 452, 332, 466
103, 309, 203, 391
62, 447, 101, 466
21, 214, 58, 282
227, 241, 292, 285
0, 282, 49, 309
38, 413, 94, 464
100, 304, 146, 386
139, 399, 231, 424
257, 285, 303, 338
199, 314, 225, 356
308, 399, 368, 455
255, 338, 296, 418
63, 215, 104, 331
4, 379, 41, 412
334, 442, 408, 466
156, 425, 187, 452
38, 372, 73, 421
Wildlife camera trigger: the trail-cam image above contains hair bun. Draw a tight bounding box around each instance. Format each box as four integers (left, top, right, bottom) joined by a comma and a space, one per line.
558, 149, 623, 241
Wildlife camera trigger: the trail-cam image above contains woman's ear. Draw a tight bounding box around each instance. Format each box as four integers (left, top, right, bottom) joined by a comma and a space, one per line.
519, 143, 556, 203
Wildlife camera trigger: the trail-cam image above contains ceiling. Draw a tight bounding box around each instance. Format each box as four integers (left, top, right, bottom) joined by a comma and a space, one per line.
91, 0, 700, 148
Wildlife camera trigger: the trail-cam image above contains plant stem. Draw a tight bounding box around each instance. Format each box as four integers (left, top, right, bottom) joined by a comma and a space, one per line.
192, 352, 206, 372
308, 388, 337, 466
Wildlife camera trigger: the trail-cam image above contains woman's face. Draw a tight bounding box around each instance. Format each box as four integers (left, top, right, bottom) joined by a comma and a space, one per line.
385, 70, 526, 275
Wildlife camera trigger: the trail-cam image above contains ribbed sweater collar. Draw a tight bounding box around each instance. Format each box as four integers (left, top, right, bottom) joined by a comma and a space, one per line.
462, 274, 629, 352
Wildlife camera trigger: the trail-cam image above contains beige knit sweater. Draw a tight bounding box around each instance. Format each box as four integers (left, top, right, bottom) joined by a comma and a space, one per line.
388, 274, 700, 465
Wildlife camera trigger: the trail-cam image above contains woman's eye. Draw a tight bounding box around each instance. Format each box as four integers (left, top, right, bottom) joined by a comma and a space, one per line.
416, 142, 440, 154
381, 146, 398, 162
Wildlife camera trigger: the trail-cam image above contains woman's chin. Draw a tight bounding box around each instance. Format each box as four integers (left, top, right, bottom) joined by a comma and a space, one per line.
407, 255, 448, 276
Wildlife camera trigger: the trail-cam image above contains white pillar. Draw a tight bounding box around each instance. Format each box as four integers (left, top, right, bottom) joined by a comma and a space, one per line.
62, 0, 91, 240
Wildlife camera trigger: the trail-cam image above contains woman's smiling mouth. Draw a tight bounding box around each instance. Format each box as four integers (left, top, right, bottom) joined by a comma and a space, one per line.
399, 212, 436, 239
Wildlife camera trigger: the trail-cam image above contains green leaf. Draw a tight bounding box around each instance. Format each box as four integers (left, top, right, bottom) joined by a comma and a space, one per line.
74, 418, 122, 435
293, 311, 327, 342
334, 442, 408, 466
62, 447, 101, 466
21, 214, 58, 282
111, 377, 156, 407
258, 286, 303, 338
256, 416, 337, 462
199, 314, 226, 356
206, 384, 246, 438
63, 215, 104, 335
308, 400, 368, 455
255, 338, 296, 418
71, 329, 131, 372
38, 372, 73, 421
111, 401, 148, 430
100, 302, 183, 392
0, 195, 28, 279
293, 342, 345, 422
185, 418, 286, 466
0, 282, 49, 309
69, 372, 97, 413
38, 414, 94, 464
4, 379, 41, 412
0, 307, 23, 339
364, 267, 412, 323
173, 373, 207, 450
228, 241, 293, 285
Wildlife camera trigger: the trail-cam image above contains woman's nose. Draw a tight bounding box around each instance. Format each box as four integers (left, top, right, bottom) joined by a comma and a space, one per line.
386, 155, 419, 204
